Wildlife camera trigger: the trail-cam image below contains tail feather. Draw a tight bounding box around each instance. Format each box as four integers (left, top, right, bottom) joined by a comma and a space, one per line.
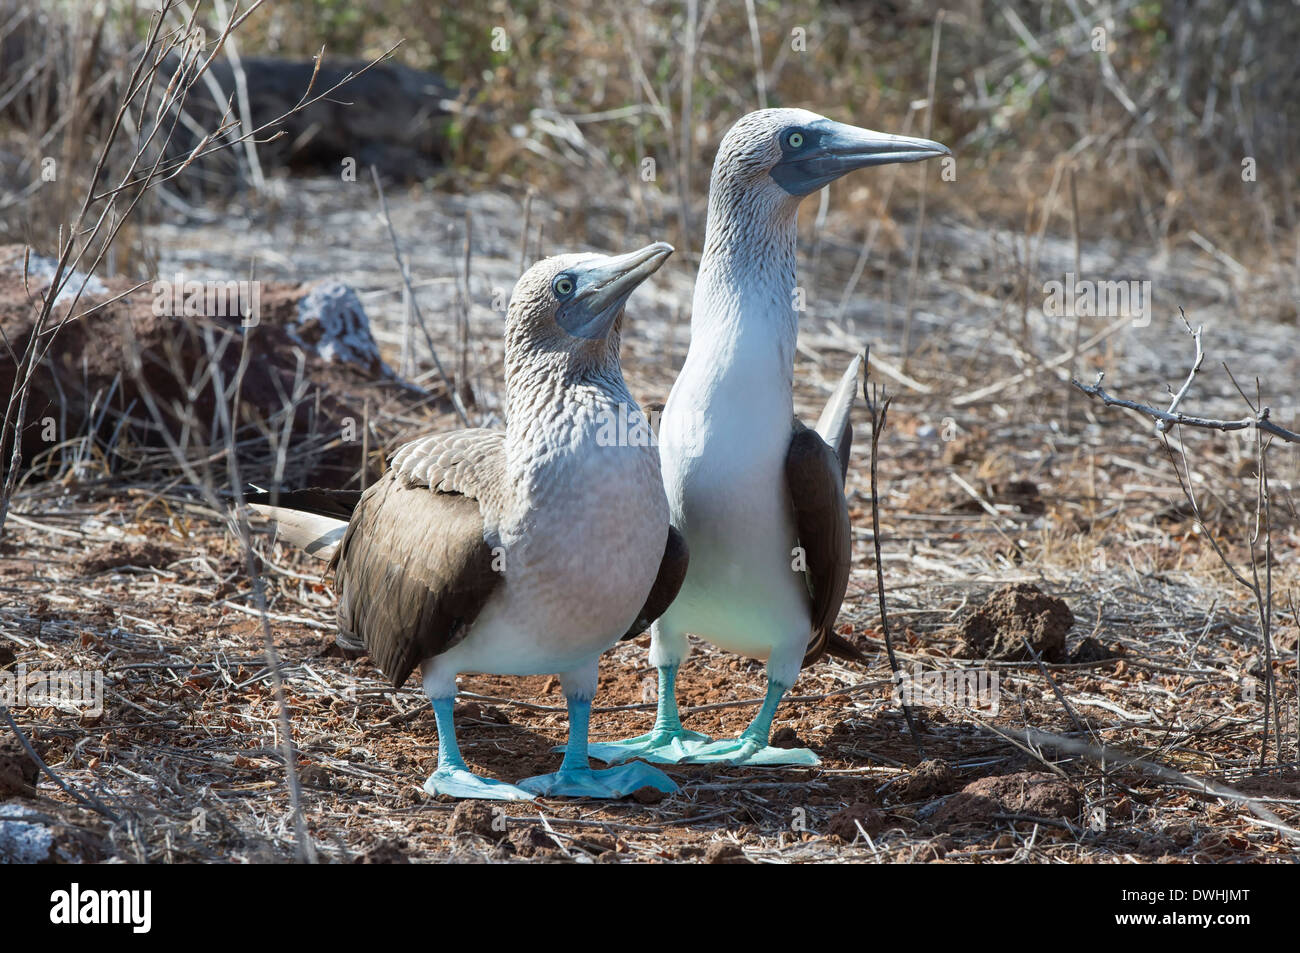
814, 351, 863, 481
247, 503, 348, 561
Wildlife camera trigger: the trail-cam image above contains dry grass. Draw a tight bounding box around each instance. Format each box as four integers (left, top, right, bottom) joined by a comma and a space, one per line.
2, 251, 1296, 859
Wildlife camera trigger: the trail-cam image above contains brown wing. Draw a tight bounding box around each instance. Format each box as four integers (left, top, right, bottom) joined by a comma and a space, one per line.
390, 428, 508, 505
619, 526, 688, 641
785, 421, 864, 668
330, 430, 506, 688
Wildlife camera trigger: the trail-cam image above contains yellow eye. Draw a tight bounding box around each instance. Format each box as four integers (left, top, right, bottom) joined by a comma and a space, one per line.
786, 131, 804, 149
553, 275, 575, 298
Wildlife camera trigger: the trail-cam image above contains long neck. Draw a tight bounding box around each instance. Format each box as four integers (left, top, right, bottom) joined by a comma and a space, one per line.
504, 347, 633, 460
686, 187, 800, 397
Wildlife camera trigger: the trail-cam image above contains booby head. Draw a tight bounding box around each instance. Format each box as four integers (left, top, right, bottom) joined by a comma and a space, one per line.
505, 242, 673, 371
710, 107, 950, 206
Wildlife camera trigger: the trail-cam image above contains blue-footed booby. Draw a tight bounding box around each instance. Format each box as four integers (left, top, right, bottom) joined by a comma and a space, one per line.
250, 243, 687, 800
589, 109, 950, 766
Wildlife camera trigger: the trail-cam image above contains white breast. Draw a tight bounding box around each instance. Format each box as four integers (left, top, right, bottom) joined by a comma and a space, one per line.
438, 398, 668, 679
655, 233, 812, 659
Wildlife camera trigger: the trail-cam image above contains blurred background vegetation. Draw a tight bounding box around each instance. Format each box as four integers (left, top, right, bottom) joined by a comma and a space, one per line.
2, 0, 1297, 270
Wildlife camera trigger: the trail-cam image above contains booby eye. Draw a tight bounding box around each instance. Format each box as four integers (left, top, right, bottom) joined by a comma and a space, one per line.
785, 130, 805, 149
552, 274, 576, 298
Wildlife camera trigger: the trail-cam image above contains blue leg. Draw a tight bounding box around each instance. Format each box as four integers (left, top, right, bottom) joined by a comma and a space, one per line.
585, 664, 714, 764
682, 678, 820, 765
520, 696, 678, 798
423, 698, 535, 800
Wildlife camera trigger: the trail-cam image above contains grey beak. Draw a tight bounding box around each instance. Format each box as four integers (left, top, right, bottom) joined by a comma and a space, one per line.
771, 119, 951, 197
557, 242, 674, 340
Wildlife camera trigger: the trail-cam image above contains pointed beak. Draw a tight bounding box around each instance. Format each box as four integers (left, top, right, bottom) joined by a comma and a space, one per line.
557, 242, 674, 340
770, 119, 951, 197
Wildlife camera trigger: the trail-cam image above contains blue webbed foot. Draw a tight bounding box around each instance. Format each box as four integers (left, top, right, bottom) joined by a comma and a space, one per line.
681, 735, 820, 766
423, 767, 536, 801
518, 760, 678, 799
584, 728, 715, 765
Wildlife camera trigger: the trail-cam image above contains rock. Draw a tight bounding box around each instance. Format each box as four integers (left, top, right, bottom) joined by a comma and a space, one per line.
288, 282, 393, 379
951, 583, 1073, 662
0, 802, 53, 862
0, 802, 102, 863
162, 59, 455, 186
925, 771, 1080, 827
702, 841, 750, 864
0, 737, 38, 797
827, 802, 885, 841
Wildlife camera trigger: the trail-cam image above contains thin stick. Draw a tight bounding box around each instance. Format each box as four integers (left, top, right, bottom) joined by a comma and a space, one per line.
1064, 167, 1085, 430
677, 0, 698, 257
899, 11, 943, 373
369, 165, 468, 426
864, 348, 923, 755
518, 189, 533, 272
743, 0, 767, 110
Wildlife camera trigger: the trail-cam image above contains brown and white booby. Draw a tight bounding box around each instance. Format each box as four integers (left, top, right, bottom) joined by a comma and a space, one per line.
251, 244, 687, 799
589, 109, 950, 766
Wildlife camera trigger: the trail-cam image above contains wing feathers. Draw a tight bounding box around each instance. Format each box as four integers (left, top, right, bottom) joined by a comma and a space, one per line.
333, 475, 501, 687
813, 352, 862, 480
786, 421, 859, 668
620, 526, 689, 641
247, 504, 348, 561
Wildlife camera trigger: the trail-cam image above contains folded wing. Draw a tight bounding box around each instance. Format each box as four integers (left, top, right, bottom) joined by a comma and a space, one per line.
331, 430, 508, 687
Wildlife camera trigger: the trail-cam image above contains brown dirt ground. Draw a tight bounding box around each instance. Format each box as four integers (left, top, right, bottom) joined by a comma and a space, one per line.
2, 379, 1297, 862
2, 179, 1298, 864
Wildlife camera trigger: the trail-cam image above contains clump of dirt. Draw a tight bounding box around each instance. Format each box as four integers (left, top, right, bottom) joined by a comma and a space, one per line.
827, 802, 885, 841
297, 764, 335, 790
770, 725, 808, 748
75, 540, 182, 576
1068, 636, 1119, 664
702, 841, 750, 864
506, 826, 553, 857
951, 583, 1073, 662
352, 839, 411, 864
0, 737, 39, 797
0, 639, 14, 669
893, 759, 958, 802
632, 785, 668, 804
445, 801, 504, 840
0, 247, 430, 489
925, 771, 1081, 827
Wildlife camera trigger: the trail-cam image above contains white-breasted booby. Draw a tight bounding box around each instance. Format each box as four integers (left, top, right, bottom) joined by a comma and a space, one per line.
251, 243, 688, 799
589, 109, 950, 766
